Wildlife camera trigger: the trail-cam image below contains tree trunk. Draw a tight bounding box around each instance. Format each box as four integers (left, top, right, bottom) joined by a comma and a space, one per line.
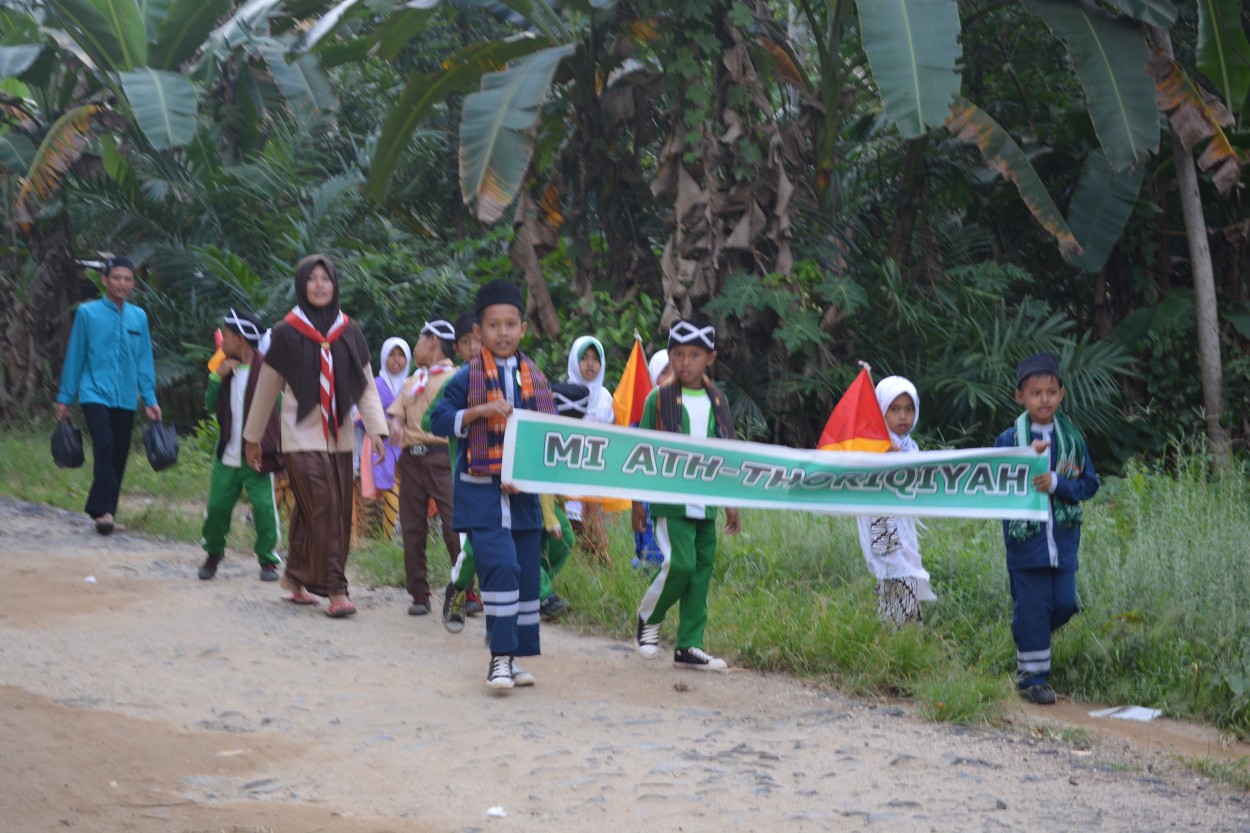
1151, 27, 1231, 468
0, 216, 81, 423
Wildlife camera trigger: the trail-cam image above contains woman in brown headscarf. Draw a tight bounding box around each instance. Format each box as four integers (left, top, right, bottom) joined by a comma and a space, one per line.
243, 254, 388, 617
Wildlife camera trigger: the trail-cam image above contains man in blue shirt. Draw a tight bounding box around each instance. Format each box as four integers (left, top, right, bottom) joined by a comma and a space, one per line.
55, 256, 161, 535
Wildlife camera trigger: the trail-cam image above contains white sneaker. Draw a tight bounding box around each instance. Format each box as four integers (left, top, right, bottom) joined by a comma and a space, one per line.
673, 647, 728, 671
511, 659, 535, 687
636, 617, 661, 659
487, 655, 514, 690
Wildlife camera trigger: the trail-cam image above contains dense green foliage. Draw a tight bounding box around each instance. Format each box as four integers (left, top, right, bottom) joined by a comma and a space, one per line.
5, 424, 1247, 736
2, 0, 1248, 468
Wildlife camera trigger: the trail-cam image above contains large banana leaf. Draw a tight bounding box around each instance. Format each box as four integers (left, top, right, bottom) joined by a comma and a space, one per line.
1152, 55, 1242, 193
292, 0, 367, 54
0, 130, 36, 173
460, 43, 575, 224
1197, 0, 1250, 117
945, 96, 1081, 260
148, 0, 231, 69
254, 38, 336, 116
119, 67, 197, 148
49, 0, 147, 71
204, 0, 285, 57
14, 102, 105, 226
1023, 0, 1157, 171
856, 0, 961, 139
366, 35, 551, 203
0, 45, 43, 78
1064, 148, 1144, 272
1100, 0, 1176, 28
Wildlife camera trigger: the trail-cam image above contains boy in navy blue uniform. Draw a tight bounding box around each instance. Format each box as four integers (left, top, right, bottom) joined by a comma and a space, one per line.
429, 280, 556, 692
993, 353, 1099, 705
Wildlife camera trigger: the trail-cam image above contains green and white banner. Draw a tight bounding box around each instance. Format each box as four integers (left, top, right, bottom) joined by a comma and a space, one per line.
502, 411, 1049, 520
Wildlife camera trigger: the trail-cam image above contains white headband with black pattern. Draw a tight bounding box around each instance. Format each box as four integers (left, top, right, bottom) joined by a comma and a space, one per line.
668, 320, 715, 350
420, 319, 456, 341
224, 308, 262, 343
553, 390, 589, 416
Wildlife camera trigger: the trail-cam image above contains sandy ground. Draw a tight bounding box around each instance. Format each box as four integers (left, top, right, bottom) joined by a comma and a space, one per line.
2, 496, 1248, 833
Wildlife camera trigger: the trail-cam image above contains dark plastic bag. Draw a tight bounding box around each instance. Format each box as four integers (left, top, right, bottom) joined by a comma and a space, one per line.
51, 419, 85, 468
143, 421, 180, 472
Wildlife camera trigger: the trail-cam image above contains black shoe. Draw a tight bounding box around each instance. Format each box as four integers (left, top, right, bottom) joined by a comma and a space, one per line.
539, 594, 571, 621
198, 553, 223, 580
1020, 684, 1057, 705
408, 600, 430, 616
673, 647, 728, 671
259, 566, 280, 582
94, 513, 115, 536
442, 582, 465, 633
487, 654, 514, 691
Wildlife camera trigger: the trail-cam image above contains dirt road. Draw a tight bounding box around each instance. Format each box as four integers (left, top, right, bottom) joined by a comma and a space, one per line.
2, 497, 1246, 833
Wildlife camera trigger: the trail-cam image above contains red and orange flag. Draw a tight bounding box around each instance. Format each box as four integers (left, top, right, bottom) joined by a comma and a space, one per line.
612, 334, 653, 426
818, 366, 891, 453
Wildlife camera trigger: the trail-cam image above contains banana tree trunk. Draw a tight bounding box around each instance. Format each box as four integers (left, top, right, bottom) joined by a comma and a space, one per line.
0, 216, 80, 423
1152, 27, 1231, 468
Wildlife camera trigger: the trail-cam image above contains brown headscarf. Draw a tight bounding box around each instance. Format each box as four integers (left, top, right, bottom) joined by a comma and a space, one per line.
264, 254, 371, 426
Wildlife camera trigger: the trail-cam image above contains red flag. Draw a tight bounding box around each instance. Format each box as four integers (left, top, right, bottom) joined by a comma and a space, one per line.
612, 335, 653, 426
818, 367, 891, 452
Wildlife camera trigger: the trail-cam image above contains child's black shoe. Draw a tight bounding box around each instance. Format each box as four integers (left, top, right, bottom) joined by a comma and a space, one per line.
1020, 683, 1057, 705
198, 553, 223, 580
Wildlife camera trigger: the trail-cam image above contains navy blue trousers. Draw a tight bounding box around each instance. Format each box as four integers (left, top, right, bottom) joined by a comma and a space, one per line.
1009, 567, 1078, 688
469, 526, 542, 657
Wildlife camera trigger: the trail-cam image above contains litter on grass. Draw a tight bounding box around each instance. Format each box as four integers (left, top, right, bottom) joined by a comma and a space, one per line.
1088, 705, 1162, 721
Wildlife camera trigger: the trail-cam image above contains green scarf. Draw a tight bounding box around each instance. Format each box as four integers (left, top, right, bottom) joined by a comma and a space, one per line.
1007, 410, 1085, 542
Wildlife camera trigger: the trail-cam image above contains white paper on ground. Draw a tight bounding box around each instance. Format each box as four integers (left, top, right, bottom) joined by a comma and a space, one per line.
1088, 705, 1162, 721
487, 806, 507, 818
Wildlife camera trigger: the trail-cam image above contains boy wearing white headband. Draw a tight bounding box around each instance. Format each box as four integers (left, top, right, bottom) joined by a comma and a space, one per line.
632, 317, 740, 671
198, 309, 284, 581
387, 318, 463, 616
855, 375, 935, 624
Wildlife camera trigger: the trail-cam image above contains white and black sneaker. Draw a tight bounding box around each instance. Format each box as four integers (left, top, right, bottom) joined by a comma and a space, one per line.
487, 654, 514, 691
636, 616, 661, 659
510, 659, 535, 687
673, 647, 727, 671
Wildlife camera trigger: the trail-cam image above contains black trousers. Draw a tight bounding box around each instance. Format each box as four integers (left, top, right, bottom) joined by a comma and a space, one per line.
81, 404, 135, 519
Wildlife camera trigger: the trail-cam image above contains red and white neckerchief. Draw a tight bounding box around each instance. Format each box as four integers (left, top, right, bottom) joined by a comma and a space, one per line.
283, 307, 351, 439
407, 361, 453, 398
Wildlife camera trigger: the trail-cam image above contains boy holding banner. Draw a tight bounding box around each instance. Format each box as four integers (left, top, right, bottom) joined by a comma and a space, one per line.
633, 318, 740, 671
429, 280, 557, 692
993, 353, 1099, 706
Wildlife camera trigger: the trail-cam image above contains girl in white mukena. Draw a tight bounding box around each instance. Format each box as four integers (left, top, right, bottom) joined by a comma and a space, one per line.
855, 376, 935, 625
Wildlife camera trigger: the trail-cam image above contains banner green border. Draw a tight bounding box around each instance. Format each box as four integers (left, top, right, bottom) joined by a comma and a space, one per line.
502, 411, 1049, 520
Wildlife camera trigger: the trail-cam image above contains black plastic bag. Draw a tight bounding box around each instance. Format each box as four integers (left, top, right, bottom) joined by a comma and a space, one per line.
51, 419, 84, 468
143, 421, 180, 472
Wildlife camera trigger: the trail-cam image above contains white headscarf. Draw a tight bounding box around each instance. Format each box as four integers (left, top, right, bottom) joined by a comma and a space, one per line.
378, 336, 411, 398
648, 348, 670, 387
874, 375, 919, 452
567, 335, 607, 405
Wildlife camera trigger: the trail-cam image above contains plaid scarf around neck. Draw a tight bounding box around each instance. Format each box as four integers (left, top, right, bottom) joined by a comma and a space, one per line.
283, 308, 351, 439
466, 348, 555, 476
655, 381, 736, 441
1008, 410, 1086, 541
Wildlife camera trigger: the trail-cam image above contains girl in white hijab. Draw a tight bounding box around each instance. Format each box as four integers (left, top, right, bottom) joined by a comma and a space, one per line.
352, 336, 410, 543
564, 334, 615, 560
855, 375, 935, 625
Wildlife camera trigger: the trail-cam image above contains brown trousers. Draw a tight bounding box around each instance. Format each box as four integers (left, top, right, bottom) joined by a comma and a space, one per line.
284, 450, 353, 598
397, 448, 459, 603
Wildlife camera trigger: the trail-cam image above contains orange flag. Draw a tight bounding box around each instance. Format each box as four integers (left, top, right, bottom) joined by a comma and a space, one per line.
207, 328, 226, 372
612, 335, 653, 426
818, 366, 891, 452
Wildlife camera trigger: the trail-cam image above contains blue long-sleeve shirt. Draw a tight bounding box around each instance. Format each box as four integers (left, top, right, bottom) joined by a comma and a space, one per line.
56, 298, 158, 410
993, 423, 1099, 570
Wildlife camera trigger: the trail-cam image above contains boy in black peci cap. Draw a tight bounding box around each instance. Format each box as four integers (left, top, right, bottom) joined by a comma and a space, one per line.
992, 353, 1099, 705
429, 280, 558, 692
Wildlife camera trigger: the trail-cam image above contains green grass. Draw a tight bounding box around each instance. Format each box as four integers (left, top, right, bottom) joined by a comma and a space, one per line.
5, 423, 1249, 736
1177, 755, 1250, 790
